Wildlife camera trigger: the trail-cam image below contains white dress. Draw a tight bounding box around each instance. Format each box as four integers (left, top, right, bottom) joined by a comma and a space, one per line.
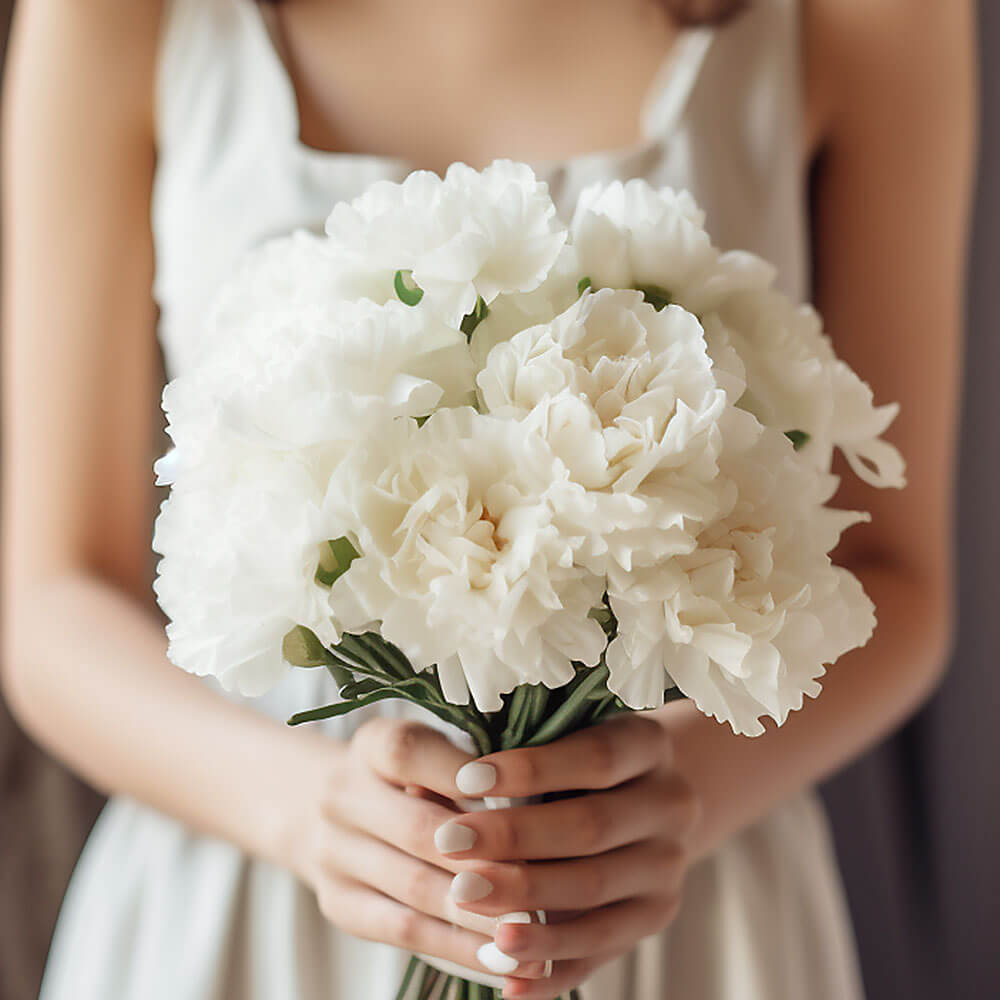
40, 1, 865, 997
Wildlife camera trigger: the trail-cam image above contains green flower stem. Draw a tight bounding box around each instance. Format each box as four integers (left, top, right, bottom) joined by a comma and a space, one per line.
415, 962, 440, 1000
395, 957, 421, 1000
522, 665, 611, 747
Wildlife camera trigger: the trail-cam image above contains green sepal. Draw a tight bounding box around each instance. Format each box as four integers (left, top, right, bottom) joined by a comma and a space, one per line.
315, 537, 360, 587
324, 661, 355, 689
459, 296, 490, 341
577, 275, 593, 295
785, 429, 810, 450
282, 626, 335, 668
635, 283, 673, 311
588, 601, 618, 640
394, 269, 424, 306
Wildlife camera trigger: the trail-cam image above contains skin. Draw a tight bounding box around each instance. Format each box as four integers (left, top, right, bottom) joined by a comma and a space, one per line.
1, 1, 976, 998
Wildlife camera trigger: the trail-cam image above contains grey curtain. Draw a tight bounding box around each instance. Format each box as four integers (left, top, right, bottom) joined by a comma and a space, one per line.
0, 3, 996, 998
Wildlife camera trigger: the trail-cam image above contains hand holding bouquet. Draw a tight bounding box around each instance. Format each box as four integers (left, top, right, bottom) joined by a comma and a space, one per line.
153, 162, 904, 998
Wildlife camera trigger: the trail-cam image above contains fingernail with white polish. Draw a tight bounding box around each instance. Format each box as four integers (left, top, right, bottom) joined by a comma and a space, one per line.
478, 941, 519, 975
434, 821, 477, 855
456, 761, 497, 796
450, 871, 494, 903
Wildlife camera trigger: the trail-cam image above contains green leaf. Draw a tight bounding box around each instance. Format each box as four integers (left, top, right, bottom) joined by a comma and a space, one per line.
459, 296, 490, 341
785, 429, 810, 450
577, 275, 593, 295
394, 269, 424, 306
353, 631, 415, 679
282, 626, 335, 668
337, 632, 404, 682
338, 678, 385, 699
634, 283, 673, 311
287, 678, 428, 725
315, 537, 360, 587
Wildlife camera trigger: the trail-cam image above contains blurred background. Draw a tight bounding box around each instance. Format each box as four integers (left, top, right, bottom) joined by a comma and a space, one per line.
0, 2, 996, 999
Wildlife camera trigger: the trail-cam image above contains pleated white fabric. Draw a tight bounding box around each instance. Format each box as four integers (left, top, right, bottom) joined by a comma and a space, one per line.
40, 0, 864, 996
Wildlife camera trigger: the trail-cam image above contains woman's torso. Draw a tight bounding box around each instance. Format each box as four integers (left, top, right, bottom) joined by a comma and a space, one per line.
38, 4, 867, 998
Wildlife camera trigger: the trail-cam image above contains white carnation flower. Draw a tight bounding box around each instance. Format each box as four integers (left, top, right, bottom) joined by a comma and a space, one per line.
570, 179, 718, 297
571, 178, 904, 489
153, 456, 339, 696
708, 290, 906, 488
326, 408, 607, 711
467, 244, 584, 369
160, 296, 474, 484
324, 160, 567, 325
477, 288, 729, 574
606, 428, 875, 735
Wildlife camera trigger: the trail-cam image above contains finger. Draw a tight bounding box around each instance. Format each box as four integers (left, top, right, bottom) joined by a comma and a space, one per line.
439, 772, 698, 861
502, 958, 601, 999
448, 840, 686, 916
495, 895, 681, 963
355, 718, 474, 798
325, 877, 491, 974
330, 768, 472, 869
320, 824, 496, 936
454, 714, 670, 799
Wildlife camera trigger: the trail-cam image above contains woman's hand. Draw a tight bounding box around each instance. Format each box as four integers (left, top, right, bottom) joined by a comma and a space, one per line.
436, 714, 700, 999
285, 717, 552, 981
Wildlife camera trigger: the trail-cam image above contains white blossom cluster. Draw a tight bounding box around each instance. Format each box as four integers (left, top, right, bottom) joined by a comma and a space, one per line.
153, 162, 904, 736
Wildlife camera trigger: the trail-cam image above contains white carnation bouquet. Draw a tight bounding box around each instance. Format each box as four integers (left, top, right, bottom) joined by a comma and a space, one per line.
153, 162, 904, 1000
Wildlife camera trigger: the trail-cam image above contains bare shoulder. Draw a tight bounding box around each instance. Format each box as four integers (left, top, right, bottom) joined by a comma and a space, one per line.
803, 0, 977, 158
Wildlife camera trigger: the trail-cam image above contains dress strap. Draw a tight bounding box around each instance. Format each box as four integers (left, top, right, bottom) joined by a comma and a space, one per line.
640, 27, 716, 143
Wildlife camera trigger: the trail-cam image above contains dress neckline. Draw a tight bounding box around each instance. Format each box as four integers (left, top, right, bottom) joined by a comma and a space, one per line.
243, 1, 716, 176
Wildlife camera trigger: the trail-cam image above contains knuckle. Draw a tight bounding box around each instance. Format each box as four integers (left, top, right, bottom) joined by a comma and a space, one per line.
492, 814, 521, 857
351, 716, 388, 759
405, 806, 440, 855
578, 860, 607, 905
509, 749, 542, 791
508, 863, 537, 907
315, 882, 341, 925
588, 728, 619, 785
578, 801, 611, 853
672, 775, 702, 834
400, 864, 436, 910
383, 720, 424, 775
388, 906, 423, 951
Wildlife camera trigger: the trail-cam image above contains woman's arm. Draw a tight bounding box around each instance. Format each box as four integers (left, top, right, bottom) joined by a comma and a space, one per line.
0, 0, 327, 866
438, 4, 977, 996
663, 0, 977, 860
0, 8, 533, 975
